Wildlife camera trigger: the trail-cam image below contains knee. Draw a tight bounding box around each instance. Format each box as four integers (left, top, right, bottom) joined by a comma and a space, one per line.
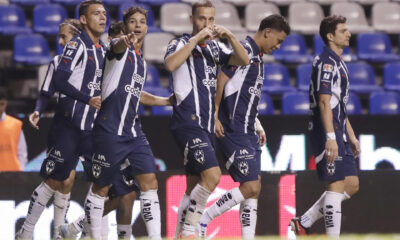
139, 175, 158, 191
240, 181, 261, 199
347, 181, 359, 196
201, 168, 221, 191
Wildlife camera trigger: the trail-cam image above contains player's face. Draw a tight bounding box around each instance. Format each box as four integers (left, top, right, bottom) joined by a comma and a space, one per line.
125, 12, 148, 41
0, 99, 7, 116
263, 29, 287, 54
332, 23, 351, 48
191, 7, 215, 34
58, 25, 75, 48
80, 4, 107, 37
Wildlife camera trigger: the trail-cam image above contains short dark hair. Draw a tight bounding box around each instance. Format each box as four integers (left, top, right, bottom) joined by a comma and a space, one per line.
78, 0, 104, 17
192, 0, 214, 16
108, 21, 125, 38
258, 14, 290, 36
59, 18, 82, 36
319, 15, 347, 46
123, 6, 148, 25
0, 88, 7, 100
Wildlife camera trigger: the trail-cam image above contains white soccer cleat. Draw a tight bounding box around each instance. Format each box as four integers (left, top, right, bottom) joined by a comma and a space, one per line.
58, 223, 80, 239
196, 223, 208, 239
287, 224, 297, 240
15, 227, 32, 240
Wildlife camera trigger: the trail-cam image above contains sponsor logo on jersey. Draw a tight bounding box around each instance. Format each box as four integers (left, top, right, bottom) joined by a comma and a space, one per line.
88, 81, 101, 91
248, 86, 261, 97
125, 85, 141, 97
133, 73, 145, 85
202, 78, 217, 87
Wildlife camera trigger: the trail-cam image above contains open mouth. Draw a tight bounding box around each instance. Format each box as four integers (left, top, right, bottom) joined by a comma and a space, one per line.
134, 30, 142, 34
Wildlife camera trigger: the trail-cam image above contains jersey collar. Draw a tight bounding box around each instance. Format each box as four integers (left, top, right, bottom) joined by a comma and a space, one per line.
324, 46, 341, 63
246, 36, 262, 57
80, 29, 106, 49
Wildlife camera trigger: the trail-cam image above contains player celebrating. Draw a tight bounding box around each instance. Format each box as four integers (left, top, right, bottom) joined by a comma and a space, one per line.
16, 0, 106, 238
197, 15, 290, 239
289, 15, 360, 239
82, 6, 170, 240
164, 0, 249, 238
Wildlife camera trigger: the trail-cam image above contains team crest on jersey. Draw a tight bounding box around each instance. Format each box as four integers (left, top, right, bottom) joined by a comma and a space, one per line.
92, 164, 102, 178
323, 64, 333, 72
194, 149, 205, 164
239, 161, 249, 176
67, 41, 78, 49
46, 160, 55, 174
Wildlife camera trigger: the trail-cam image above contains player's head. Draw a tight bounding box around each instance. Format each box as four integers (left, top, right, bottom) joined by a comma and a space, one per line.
108, 21, 125, 41
58, 19, 82, 47
191, 0, 215, 35
78, 0, 106, 37
123, 6, 148, 42
0, 88, 8, 116
256, 14, 290, 54
320, 15, 350, 50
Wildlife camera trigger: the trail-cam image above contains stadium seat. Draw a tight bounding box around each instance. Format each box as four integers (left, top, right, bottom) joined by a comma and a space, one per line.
146, 87, 172, 115
357, 33, 400, 62
258, 93, 274, 115
146, 64, 161, 87
0, 0, 9, 5
272, 34, 312, 63
160, 3, 191, 35
245, 2, 280, 32
224, 0, 262, 6
353, 0, 389, 5
330, 2, 373, 34
143, 32, 174, 63
309, 0, 347, 5
11, 0, 48, 5
347, 62, 382, 94
0, 5, 31, 35
214, 3, 244, 32
313, 34, 355, 62
233, 31, 251, 42
102, 0, 132, 5
372, 2, 400, 34
288, 2, 324, 35
346, 92, 362, 115
56, 40, 63, 55
369, 92, 400, 115
268, 0, 305, 6
137, 0, 179, 6
14, 34, 51, 65
262, 63, 296, 94
119, 3, 160, 33
181, 0, 221, 3
282, 92, 310, 115
152, 105, 173, 115
296, 63, 312, 91
33, 4, 67, 35
53, 0, 81, 6
384, 63, 400, 92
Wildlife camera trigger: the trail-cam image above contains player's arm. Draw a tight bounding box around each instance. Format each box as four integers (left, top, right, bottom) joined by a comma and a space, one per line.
255, 118, 267, 146
164, 27, 213, 72
140, 91, 174, 106
213, 25, 249, 66
346, 118, 360, 158
111, 33, 136, 54
215, 70, 232, 138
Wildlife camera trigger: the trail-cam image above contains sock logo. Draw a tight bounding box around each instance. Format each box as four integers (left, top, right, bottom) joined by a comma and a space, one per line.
324, 204, 334, 228
142, 199, 154, 222
241, 207, 251, 227
27, 191, 38, 215
85, 199, 92, 224
216, 193, 232, 207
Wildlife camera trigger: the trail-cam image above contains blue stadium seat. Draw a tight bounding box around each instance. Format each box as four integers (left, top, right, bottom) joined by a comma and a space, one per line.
262, 63, 296, 94
53, 0, 81, 5
296, 63, 312, 91
272, 34, 312, 63
347, 62, 382, 93
119, 3, 160, 33
146, 64, 161, 87
282, 92, 310, 115
137, 0, 179, 6
384, 62, 400, 92
369, 92, 400, 115
347, 92, 362, 115
313, 34, 355, 61
258, 93, 274, 115
102, 0, 133, 5
357, 33, 400, 62
0, 5, 31, 35
10, 0, 48, 5
56, 40, 63, 55
146, 86, 172, 115
33, 4, 67, 35
14, 34, 51, 65
152, 105, 173, 115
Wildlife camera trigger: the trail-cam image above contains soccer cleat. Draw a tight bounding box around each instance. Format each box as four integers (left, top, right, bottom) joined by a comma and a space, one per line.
15, 227, 32, 240
196, 223, 207, 239
289, 217, 310, 236
58, 223, 80, 239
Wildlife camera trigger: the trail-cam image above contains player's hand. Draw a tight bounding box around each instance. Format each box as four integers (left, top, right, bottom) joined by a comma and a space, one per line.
168, 93, 175, 106
89, 96, 101, 110
349, 137, 361, 158
215, 119, 225, 138
29, 111, 40, 130
256, 128, 267, 146
123, 32, 137, 46
325, 139, 338, 163
195, 26, 214, 42
212, 25, 233, 40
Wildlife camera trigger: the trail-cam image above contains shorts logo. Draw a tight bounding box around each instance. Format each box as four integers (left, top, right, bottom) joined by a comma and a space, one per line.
54, 150, 61, 157
92, 164, 101, 178
122, 175, 135, 187
248, 87, 261, 97
192, 138, 202, 144
323, 64, 333, 72
240, 149, 249, 155
194, 149, 205, 164
202, 78, 217, 88
125, 85, 141, 97
239, 161, 249, 176
327, 162, 335, 175
88, 81, 101, 91
46, 160, 55, 174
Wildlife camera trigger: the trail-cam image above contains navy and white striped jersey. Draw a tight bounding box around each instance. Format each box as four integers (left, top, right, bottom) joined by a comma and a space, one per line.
219, 36, 264, 135
309, 46, 350, 141
165, 33, 233, 133
54, 29, 106, 131
34, 55, 60, 114
94, 41, 147, 138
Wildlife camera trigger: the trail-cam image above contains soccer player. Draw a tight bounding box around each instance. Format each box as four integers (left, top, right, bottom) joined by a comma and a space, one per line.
289, 15, 360, 239
164, 1, 249, 238
196, 15, 290, 239
16, 1, 106, 239
82, 6, 170, 240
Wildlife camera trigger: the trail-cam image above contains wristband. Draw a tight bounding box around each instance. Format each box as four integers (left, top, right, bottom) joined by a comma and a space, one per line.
326, 132, 336, 140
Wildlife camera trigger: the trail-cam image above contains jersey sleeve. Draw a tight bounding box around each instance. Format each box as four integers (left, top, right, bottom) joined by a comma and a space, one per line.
316, 59, 335, 96
215, 41, 233, 66
107, 38, 126, 61
221, 65, 238, 79
164, 38, 184, 59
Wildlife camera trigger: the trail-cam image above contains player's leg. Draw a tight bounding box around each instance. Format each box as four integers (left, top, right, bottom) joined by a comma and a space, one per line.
116, 191, 136, 239
239, 197, 258, 240
324, 180, 345, 238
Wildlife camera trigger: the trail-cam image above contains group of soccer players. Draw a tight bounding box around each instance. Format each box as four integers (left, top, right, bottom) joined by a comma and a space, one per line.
16, 0, 361, 239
